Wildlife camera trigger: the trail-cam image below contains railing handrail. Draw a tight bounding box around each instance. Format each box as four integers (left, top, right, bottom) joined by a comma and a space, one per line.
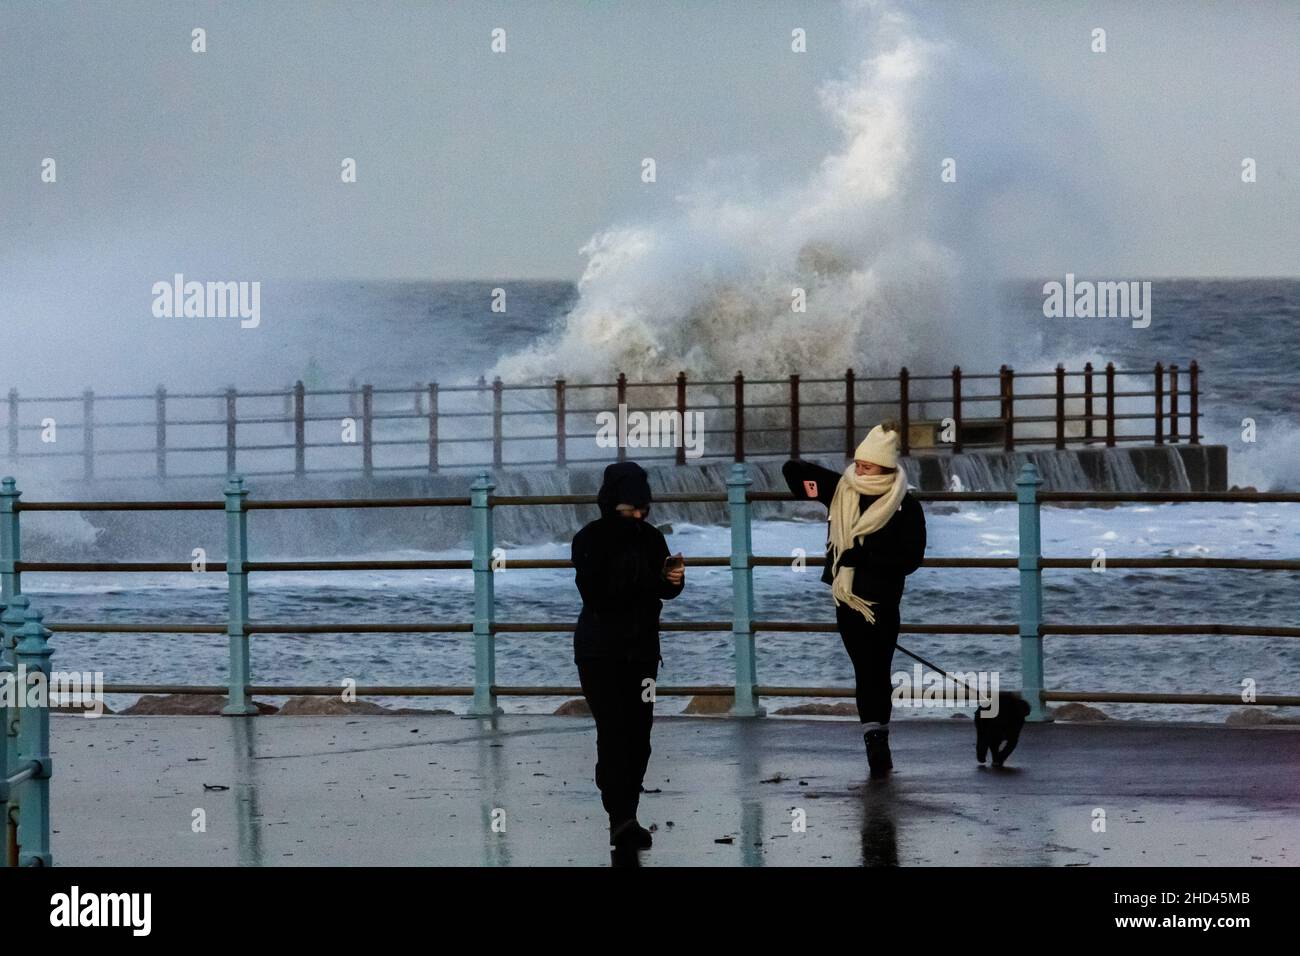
0, 363, 1191, 405
35, 619, 1300, 638
3, 468, 1294, 650
13, 485, 1297, 513
15, 554, 1300, 574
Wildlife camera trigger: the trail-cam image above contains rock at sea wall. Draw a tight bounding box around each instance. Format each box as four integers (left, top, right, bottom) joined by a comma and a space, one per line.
773, 701, 858, 717
1225, 708, 1300, 727
682, 694, 735, 715
1049, 702, 1110, 721
122, 694, 279, 715
553, 698, 591, 716
276, 696, 452, 715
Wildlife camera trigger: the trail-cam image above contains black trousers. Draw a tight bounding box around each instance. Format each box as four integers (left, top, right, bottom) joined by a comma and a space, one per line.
836, 601, 901, 725
577, 656, 659, 823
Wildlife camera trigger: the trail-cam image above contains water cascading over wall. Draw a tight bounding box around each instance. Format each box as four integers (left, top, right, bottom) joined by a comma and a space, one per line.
13, 442, 1223, 561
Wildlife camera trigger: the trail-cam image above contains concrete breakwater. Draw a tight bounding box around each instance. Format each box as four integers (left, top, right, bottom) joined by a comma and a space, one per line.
16, 444, 1227, 560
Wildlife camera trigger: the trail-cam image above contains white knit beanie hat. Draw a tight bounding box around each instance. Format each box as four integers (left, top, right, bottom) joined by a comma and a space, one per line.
854, 422, 900, 469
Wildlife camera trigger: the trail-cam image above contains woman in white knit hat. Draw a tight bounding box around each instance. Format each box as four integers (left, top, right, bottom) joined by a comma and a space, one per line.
782, 421, 926, 776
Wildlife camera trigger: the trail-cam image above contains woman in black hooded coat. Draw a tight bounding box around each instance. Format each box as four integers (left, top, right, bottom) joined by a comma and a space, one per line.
572, 461, 685, 851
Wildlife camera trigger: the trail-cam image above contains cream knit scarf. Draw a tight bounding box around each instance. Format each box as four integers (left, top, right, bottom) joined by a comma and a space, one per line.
828, 465, 907, 623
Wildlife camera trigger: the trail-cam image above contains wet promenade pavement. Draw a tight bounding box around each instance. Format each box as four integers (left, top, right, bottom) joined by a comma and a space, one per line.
49, 714, 1300, 866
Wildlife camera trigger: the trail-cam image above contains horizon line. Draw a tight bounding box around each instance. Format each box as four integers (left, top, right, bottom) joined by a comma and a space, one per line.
263, 274, 1300, 284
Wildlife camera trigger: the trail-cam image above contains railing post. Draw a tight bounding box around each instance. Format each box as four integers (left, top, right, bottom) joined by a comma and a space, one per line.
615, 373, 627, 463
1189, 361, 1200, 445
1153, 362, 1164, 445
1016, 463, 1050, 723
0, 596, 21, 660
1083, 362, 1094, 443
1169, 363, 1180, 443
675, 372, 687, 466
14, 605, 52, 865
727, 463, 763, 717
1054, 363, 1065, 450
1105, 362, 1116, 447
292, 381, 306, 478
951, 366, 963, 454
469, 471, 501, 716
492, 377, 504, 469
427, 383, 439, 473
0, 641, 5, 868
82, 389, 95, 481
554, 378, 566, 468
1000, 366, 1015, 452
155, 386, 167, 479
898, 367, 910, 457
225, 387, 237, 476
844, 368, 855, 457
0, 658, 6, 868
2, 596, 27, 649
789, 373, 800, 459
5, 390, 17, 462
0, 493, 20, 862
222, 476, 256, 715
733, 372, 745, 463
361, 383, 374, 478
0, 477, 21, 604
1, 593, 26, 866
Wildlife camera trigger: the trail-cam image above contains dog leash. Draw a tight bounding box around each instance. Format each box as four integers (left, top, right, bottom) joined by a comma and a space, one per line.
893, 642, 987, 703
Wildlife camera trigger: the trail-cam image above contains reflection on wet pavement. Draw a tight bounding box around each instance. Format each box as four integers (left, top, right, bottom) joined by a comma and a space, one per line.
51, 714, 1299, 866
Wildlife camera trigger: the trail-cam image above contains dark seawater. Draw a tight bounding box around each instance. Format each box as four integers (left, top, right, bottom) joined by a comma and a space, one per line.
1004, 278, 1300, 453
257, 280, 579, 389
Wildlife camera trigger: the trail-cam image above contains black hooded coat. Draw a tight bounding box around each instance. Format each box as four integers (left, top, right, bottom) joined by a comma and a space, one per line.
572, 462, 684, 663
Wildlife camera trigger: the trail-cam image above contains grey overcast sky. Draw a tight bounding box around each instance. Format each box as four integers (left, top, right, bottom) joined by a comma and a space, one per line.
2, 0, 1297, 281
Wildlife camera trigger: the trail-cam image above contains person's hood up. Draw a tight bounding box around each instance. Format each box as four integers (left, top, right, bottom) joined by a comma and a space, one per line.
596, 461, 652, 518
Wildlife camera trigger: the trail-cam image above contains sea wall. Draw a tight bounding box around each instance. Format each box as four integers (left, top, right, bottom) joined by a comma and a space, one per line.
12, 445, 1227, 560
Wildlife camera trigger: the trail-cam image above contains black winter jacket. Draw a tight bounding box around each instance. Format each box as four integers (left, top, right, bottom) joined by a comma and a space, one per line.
782, 459, 926, 608
572, 462, 685, 663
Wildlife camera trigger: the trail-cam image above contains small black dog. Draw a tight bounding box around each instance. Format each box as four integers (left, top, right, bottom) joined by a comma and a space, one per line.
974, 691, 1031, 767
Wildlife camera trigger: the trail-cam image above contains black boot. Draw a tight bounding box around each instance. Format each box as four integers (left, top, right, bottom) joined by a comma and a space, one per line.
610, 817, 653, 850
864, 727, 893, 777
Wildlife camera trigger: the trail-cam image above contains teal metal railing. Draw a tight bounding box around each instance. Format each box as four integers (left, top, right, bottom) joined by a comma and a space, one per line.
2, 595, 54, 866
1017, 465, 1046, 719
4, 463, 1300, 716
4, 464, 1300, 718
5, 470, 56, 864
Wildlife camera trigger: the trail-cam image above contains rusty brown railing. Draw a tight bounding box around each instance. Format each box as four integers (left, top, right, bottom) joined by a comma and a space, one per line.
1, 363, 1201, 480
